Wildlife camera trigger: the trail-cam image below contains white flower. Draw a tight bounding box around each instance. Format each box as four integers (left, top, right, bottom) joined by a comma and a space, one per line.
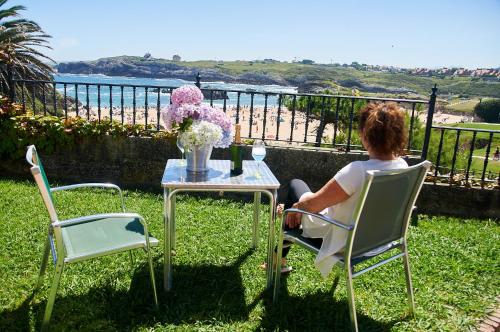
179, 120, 223, 148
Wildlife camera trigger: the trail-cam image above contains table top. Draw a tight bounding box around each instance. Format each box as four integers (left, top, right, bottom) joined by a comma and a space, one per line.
161, 160, 280, 190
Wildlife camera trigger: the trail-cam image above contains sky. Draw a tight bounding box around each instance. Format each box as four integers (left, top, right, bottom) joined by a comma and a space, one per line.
11, 0, 500, 69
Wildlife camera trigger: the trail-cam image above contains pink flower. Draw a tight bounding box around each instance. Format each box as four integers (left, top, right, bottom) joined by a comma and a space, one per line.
170, 85, 204, 106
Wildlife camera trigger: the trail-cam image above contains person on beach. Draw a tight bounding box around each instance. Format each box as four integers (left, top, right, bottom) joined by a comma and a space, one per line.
493, 147, 500, 161
266, 102, 409, 276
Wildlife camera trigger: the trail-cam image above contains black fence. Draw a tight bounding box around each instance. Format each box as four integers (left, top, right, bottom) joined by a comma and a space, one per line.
3, 74, 500, 188
429, 125, 499, 188
10, 77, 429, 151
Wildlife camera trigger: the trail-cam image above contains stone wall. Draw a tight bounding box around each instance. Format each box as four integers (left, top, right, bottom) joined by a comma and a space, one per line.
1, 136, 498, 219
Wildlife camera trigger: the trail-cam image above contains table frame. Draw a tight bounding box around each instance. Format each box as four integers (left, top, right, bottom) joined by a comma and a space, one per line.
163, 186, 278, 292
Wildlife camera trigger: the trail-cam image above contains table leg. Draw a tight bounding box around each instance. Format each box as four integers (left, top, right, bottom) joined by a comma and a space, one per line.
266, 189, 278, 289
171, 194, 176, 250
252, 192, 261, 249
164, 188, 174, 291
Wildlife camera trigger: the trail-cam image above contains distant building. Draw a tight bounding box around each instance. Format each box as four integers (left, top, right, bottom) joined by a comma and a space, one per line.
172, 55, 181, 62
263, 58, 279, 63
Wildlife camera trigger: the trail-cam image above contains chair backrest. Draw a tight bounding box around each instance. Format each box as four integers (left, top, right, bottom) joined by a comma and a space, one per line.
26, 145, 58, 223
347, 161, 431, 258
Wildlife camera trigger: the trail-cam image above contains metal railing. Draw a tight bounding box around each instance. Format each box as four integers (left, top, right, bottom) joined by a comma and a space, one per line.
9, 75, 431, 155
6, 73, 499, 188
430, 125, 499, 188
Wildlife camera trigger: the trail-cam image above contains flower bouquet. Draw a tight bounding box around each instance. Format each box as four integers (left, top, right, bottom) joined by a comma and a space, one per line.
161, 85, 232, 172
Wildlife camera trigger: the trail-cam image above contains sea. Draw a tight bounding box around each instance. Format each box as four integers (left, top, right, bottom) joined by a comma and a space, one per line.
53, 73, 297, 108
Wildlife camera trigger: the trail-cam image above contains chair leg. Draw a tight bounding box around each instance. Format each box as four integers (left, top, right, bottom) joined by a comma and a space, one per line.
146, 248, 159, 310
345, 266, 358, 332
35, 236, 51, 293
41, 258, 64, 332
129, 251, 135, 268
402, 248, 416, 315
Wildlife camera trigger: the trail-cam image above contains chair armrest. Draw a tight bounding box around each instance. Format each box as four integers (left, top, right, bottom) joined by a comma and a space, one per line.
283, 208, 354, 231
50, 183, 125, 212
53, 212, 144, 228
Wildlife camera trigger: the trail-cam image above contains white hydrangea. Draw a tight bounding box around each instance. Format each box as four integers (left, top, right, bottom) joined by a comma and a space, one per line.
179, 120, 223, 148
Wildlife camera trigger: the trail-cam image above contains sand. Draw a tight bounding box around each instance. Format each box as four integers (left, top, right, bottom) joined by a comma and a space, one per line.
64, 104, 469, 146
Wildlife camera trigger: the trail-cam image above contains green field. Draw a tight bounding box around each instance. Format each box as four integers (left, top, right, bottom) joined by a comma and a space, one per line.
0, 179, 499, 331
450, 123, 500, 131
442, 123, 500, 175
445, 99, 480, 113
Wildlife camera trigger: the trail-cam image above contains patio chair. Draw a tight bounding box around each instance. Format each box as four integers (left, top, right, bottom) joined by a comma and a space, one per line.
273, 161, 431, 332
26, 145, 159, 331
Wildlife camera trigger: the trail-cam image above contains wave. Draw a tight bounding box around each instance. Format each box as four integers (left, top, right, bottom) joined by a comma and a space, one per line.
53, 73, 298, 96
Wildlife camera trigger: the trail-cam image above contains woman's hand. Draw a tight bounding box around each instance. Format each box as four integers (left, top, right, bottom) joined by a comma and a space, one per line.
285, 202, 302, 228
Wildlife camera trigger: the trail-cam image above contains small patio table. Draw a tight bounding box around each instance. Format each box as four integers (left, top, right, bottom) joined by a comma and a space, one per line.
161, 159, 280, 291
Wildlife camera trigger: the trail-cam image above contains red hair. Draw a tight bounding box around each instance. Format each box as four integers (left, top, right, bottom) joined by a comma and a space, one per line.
359, 102, 407, 156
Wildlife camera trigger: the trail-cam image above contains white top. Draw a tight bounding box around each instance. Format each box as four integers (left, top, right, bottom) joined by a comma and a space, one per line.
300, 157, 408, 278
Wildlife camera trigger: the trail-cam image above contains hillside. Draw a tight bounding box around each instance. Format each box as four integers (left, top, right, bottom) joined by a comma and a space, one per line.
57, 56, 500, 98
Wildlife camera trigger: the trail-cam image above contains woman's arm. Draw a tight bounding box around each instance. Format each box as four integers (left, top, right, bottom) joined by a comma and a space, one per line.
286, 179, 350, 228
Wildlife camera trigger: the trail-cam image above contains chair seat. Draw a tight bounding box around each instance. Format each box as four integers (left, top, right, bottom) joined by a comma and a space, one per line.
61, 216, 159, 263
284, 228, 401, 265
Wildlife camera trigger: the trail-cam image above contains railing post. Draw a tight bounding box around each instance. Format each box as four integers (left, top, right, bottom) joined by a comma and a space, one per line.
195, 73, 201, 88
421, 84, 437, 161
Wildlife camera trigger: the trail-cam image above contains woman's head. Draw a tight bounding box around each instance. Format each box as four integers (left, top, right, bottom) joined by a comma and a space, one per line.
359, 102, 407, 157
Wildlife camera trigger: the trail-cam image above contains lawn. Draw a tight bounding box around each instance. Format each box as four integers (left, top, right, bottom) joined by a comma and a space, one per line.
443, 123, 500, 175
0, 179, 498, 331
444, 99, 480, 114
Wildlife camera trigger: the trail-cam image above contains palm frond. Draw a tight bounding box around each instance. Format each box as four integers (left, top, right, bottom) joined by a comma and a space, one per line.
0, 0, 54, 98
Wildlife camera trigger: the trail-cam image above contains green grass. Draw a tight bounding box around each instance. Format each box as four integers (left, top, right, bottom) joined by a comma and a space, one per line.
0, 179, 498, 331
450, 123, 500, 131
445, 99, 480, 113
441, 123, 500, 175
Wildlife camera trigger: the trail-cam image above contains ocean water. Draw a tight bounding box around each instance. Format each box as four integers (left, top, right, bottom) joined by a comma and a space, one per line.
53, 73, 297, 108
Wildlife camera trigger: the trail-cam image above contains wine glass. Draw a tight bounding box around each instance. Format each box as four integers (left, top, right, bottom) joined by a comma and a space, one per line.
252, 140, 266, 178
176, 137, 185, 166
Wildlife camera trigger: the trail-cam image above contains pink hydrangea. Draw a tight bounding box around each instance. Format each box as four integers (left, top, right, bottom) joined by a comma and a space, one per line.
160, 87, 233, 148
170, 85, 204, 106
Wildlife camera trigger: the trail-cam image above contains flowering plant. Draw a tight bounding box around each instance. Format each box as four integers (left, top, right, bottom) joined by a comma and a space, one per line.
160, 85, 232, 148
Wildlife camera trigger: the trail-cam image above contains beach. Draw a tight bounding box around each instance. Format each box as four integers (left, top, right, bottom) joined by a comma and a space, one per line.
67, 103, 469, 147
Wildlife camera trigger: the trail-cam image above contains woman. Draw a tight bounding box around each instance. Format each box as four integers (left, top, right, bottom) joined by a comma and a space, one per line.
275, 101, 409, 277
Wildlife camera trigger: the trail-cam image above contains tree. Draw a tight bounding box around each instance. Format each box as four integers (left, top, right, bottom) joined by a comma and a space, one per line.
0, 0, 54, 95
300, 59, 314, 65
284, 90, 367, 146
474, 99, 500, 123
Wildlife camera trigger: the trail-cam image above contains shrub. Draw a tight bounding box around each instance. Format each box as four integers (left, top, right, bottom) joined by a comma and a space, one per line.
474, 99, 500, 123
0, 99, 175, 160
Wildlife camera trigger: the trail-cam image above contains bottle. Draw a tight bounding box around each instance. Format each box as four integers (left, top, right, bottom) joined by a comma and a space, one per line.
230, 124, 243, 176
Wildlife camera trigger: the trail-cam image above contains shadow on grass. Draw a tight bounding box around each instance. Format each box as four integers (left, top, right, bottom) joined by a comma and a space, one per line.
0, 292, 36, 332
0, 250, 255, 331
258, 274, 397, 331
0, 250, 399, 331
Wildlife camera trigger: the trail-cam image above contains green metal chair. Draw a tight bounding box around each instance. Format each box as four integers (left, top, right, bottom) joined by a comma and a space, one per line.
26, 145, 159, 331
273, 161, 431, 332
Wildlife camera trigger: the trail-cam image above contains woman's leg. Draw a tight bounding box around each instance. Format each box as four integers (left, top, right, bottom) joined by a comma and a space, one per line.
285, 179, 311, 209
280, 179, 312, 257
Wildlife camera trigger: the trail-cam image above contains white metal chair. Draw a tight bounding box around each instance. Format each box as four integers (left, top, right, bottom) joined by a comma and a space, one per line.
26, 145, 159, 331
273, 161, 431, 331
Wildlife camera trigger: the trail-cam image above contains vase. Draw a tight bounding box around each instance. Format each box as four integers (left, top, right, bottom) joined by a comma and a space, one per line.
185, 145, 213, 173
